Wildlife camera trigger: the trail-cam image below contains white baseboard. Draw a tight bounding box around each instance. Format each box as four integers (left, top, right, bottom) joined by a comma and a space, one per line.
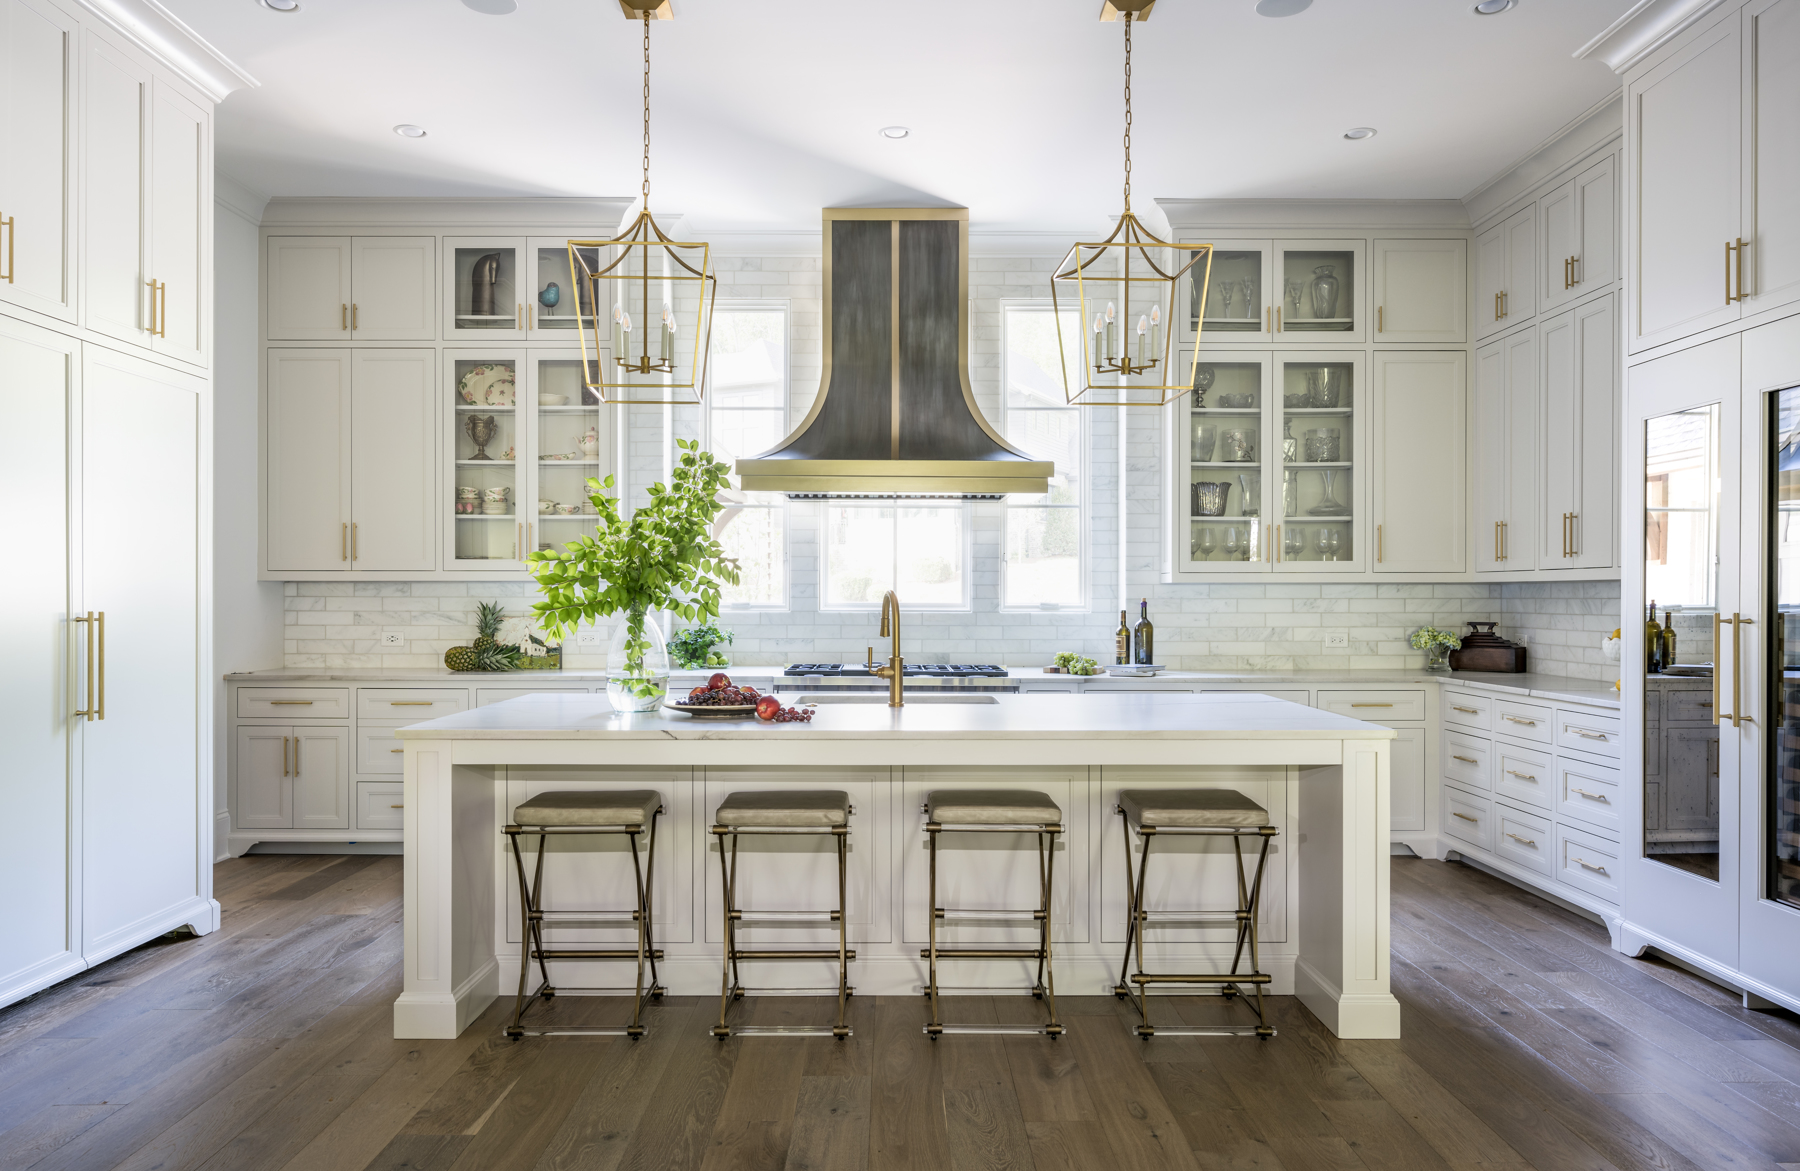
1616, 920, 1800, 1016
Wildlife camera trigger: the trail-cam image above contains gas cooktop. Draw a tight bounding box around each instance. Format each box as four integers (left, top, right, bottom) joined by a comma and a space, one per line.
784, 663, 1009, 678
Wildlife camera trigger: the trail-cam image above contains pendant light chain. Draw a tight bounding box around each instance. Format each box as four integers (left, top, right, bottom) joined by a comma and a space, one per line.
1122, 13, 1132, 214
641, 11, 652, 205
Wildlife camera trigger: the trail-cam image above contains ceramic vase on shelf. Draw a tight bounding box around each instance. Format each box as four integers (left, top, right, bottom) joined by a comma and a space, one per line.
606, 608, 670, 713
1310, 265, 1340, 319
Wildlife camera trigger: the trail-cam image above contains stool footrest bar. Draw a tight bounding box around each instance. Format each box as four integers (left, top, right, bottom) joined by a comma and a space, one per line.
532, 949, 665, 960
1130, 973, 1272, 985
533, 911, 641, 922
724, 1025, 854, 1037
728, 949, 857, 961
506, 1025, 648, 1038
1131, 1023, 1276, 1038
732, 911, 839, 923
925, 1023, 1065, 1036
921, 948, 1047, 959
935, 909, 1044, 921
1139, 911, 1247, 923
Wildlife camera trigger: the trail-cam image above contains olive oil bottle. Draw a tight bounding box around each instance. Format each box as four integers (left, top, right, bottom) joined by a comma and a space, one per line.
1645, 601, 1663, 674
1116, 609, 1131, 665
1132, 599, 1155, 665
1661, 606, 1679, 669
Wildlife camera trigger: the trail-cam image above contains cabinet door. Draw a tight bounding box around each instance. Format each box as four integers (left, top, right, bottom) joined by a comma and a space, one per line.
1541, 178, 1579, 312
266, 350, 352, 573
1475, 223, 1508, 340
82, 34, 149, 348
266, 236, 350, 340
1176, 352, 1273, 574
79, 346, 202, 956
1275, 239, 1362, 342
1630, 19, 1742, 352
1574, 156, 1617, 296
1540, 296, 1618, 569
352, 237, 435, 341
1391, 726, 1426, 832
233, 726, 292, 828
1372, 239, 1467, 343
1743, 0, 1800, 316
147, 80, 206, 367
1185, 238, 1273, 343
292, 726, 351, 830
0, 0, 77, 321
1506, 207, 1538, 327
0, 317, 75, 996
1370, 350, 1465, 574
448, 351, 527, 569
445, 238, 525, 338
1472, 340, 1508, 570
351, 350, 436, 571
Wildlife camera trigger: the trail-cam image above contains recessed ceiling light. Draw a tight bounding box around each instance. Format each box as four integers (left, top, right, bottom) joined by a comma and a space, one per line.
1343, 127, 1377, 141
879, 126, 910, 140
1473, 0, 1516, 12
257, 0, 299, 11
461, 0, 517, 12
393, 124, 427, 139
1254, 0, 1312, 16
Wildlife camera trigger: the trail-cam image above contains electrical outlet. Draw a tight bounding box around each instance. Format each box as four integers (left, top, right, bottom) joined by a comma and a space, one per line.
1325, 631, 1349, 649
575, 626, 603, 648
380, 632, 405, 648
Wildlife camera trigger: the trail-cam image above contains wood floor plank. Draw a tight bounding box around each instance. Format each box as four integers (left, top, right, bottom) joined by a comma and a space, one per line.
400, 1030, 543, 1137
531, 1002, 698, 1171
1595, 1093, 1787, 1171
868, 997, 951, 1171
610, 1004, 740, 1171
1001, 1031, 1096, 1123
445, 1038, 615, 1171
941, 1080, 1033, 1171
1337, 1039, 1528, 1168
1315, 1099, 1455, 1171
1144, 1059, 1289, 1171
783, 1075, 871, 1171
0, 1102, 120, 1171
1024, 1121, 1119, 1171
1064, 1013, 1200, 1171
358, 1132, 474, 1171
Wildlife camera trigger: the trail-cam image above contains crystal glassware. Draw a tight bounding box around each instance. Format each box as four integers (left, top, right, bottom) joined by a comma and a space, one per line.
1196, 528, 1218, 560
1303, 428, 1341, 463
1308, 468, 1350, 516
1223, 528, 1244, 561
1315, 527, 1333, 561
1284, 469, 1298, 517
1284, 525, 1305, 560
1222, 428, 1257, 463
1239, 474, 1260, 517
1324, 529, 1342, 561
1194, 366, 1215, 408
1191, 420, 1217, 462
1287, 279, 1303, 315
1219, 281, 1234, 318
1283, 420, 1298, 462
1192, 481, 1231, 516
1239, 278, 1257, 318
1310, 366, 1344, 408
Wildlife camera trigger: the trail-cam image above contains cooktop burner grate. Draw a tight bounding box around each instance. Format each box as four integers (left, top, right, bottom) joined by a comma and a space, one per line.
784, 663, 1009, 678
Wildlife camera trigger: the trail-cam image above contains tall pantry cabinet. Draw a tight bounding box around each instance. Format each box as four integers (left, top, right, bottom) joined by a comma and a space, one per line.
0, 0, 250, 1008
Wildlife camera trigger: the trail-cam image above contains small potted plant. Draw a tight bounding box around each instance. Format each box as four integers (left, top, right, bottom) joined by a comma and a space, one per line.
670, 622, 734, 670
526, 440, 739, 711
1410, 625, 1462, 673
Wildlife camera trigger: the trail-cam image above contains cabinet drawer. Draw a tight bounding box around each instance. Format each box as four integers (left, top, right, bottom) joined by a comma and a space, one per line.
1557, 756, 1621, 833
1493, 801, 1554, 878
477, 687, 591, 707
1443, 730, 1492, 791
1494, 743, 1554, 812
1442, 785, 1492, 851
237, 687, 351, 720
1318, 690, 1426, 722
356, 688, 469, 719
1664, 688, 1715, 724
1556, 824, 1621, 904
1495, 699, 1553, 744
357, 783, 405, 830
1442, 690, 1494, 733
357, 723, 407, 775
1556, 711, 1622, 758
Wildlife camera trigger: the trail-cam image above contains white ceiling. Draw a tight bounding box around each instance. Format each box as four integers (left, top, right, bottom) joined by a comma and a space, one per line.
170, 0, 1632, 233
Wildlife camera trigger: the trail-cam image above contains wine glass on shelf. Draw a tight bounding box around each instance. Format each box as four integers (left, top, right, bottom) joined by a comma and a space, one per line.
1284, 526, 1304, 561
1314, 527, 1332, 562
1219, 281, 1234, 319
1222, 527, 1243, 562
1196, 527, 1218, 561
1326, 529, 1343, 561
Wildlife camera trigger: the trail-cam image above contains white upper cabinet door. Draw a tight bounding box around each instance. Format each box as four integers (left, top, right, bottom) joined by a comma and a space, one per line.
352, 237, 435, 340
351, 349, 436, 571
1471, 329, 1540, 571
1539, 295, 1618, 570
0, 0, 78, 322
266, 236, 350, 340
1372, 239, 1466, 343
1743, 0, 1800, 317
1370, 350, 1466, 574
1472, 340, 1508, 569
1630, 18, 1742, 352
81, 34, 149, 348
266, 350, 352, 573
1185, 238, 1275, 344
1475, 224, 1507, 340
1474, 209, 1535, 341
1543, 156, 1617, 311
292, 726, 351, 830
147, 80, 207, 367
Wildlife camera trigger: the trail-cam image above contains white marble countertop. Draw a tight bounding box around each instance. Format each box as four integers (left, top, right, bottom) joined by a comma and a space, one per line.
394, 690, 1397, 742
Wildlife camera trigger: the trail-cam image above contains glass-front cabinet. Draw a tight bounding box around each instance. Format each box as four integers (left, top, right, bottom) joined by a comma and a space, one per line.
447, 349, 612, 570
444, 238, 602, 340
1179, 238, 1365, 346
1173, 350, 1363, 576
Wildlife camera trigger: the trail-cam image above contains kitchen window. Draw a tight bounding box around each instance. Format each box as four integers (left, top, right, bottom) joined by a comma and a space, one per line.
822, 502, 971, 610
1000, 303, 1086, 609
706, 302, 789, 608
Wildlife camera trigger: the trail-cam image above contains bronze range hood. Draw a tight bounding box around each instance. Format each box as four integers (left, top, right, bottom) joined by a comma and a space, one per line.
735, 208, 1052, 498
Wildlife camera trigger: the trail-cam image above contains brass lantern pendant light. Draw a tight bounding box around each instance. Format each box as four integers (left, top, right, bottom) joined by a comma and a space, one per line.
567, 1, 718, 406
1052, 1, 1212, 407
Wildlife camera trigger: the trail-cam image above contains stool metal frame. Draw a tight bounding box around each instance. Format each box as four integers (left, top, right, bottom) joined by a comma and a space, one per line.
922, 805, 1065, 1038
711, 807, 855, 1039
1114, 804, 1277, 1038
503, 804, 664, 1040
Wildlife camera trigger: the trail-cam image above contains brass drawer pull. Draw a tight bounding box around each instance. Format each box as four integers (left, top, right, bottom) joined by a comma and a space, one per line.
1, 213, 13, 283
1573, 857, 1608, 875
1351, 703, 1395, 708
1503, 715, 1537, 726
282, 735, 289, 777
1452, 811, 1479, 822
1505, 769, 1537, 782
1505, 832, 1537, 847
391, 804, 405, 809
1452, 755, 1479, 765
1570, 728, 1609, 740
1570, 787, 1610, 802
389, 701, 435, 706
390, 748, 405, 753
270, 700, 315, 705
1451, 705, 1479, 715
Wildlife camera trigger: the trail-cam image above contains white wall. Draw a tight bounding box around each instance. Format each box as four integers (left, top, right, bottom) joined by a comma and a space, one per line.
214, 174, 286, 858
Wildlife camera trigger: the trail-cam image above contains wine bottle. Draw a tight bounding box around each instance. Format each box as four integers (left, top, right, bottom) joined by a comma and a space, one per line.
1133, 598, 1154, 665
1115, 610, 1131, 666
1661, 606, 1679, 670
1645, 601, 1662, 674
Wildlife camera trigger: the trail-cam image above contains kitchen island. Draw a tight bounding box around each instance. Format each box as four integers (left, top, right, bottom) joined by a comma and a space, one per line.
393, 690, 1400, 1040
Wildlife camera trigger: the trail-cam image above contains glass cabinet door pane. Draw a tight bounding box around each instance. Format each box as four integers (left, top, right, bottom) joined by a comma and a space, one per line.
1279, 245, 1356, 334
1195, 247, 1267, 336
1186, 358, 1265, 566
1770, 390, 1800, 908
452, 357, 519, 562
453, 246, 519, 331
534, 357, 603, 552
1277, 359, 1355, 564
531, 245, 594, 333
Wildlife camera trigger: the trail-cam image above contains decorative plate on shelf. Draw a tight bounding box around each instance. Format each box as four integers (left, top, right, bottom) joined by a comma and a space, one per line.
458, 363, 516, 406
663, 701, 759, 720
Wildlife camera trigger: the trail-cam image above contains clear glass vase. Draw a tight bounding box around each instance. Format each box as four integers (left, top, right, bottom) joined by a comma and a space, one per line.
606, 609, 670, 712
1425, 644, 1452, 673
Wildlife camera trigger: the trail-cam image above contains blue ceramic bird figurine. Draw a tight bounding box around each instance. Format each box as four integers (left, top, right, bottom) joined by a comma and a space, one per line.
539, 282, 560, 309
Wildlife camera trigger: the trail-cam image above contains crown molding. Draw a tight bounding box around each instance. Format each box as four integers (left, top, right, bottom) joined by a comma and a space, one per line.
215, 173, 269, 227
1462, 91, 1623, 228
1573, 0, 1734, 74
73, 0, 257, 103
1155, 199, 1472, 230
259, 196, 638, 230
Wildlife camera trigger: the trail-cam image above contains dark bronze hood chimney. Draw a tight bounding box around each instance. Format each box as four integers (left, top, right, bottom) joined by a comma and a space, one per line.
735, 208, 1053, 498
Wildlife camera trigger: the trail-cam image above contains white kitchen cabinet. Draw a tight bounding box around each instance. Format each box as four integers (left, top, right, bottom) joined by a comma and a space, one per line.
0, 0, 78, 323
1539, 295, 1617, 570
82, 33, 150, 348
1629, 18, 1742, 352
1181, 237, 1275, 343
233, 725, 351, 830
1741, 0, 1800, 318
266, 350, 351, 572
1369, 350, 1465, 574
445, 237, 526, 338
1372, 239, 1466, 343
1541, 156, 1616, 313
267, 236, 435, 341
266, 237, 350, 340
147, 79, 206, 366
293, 726, 352, 829
1472, 330, 1537, 572
1475, 207, 1535, 341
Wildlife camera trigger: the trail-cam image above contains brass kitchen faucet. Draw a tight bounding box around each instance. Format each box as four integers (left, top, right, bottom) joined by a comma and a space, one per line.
866, 590, 904, 707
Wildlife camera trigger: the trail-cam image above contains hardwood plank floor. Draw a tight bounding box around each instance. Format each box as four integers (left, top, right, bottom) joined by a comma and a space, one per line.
1, 855, 1797, 1170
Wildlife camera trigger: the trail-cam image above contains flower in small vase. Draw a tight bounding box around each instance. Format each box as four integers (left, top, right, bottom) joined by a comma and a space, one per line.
1410, 626, 1463, 672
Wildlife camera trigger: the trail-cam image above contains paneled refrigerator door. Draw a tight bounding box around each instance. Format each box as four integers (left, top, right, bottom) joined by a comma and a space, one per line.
448, 351, 526, 570
1176, 352, 1270, 574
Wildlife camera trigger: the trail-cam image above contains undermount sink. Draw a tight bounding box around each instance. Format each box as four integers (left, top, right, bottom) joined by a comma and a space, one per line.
797, 694, 1000, 705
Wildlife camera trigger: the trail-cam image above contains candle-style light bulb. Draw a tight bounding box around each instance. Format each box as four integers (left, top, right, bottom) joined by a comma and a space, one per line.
1136, 314, 1148, 363
660, 301, 673, 362
1149, 303, 1161, 361
1104, 301, 1116, 362
611, 302, 624, 362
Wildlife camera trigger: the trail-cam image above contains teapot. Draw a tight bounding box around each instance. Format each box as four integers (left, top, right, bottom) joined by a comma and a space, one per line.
578, 428, 600, 458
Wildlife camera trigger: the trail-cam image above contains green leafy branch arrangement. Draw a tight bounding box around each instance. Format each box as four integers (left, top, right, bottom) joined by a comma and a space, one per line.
526, 440, 740, 700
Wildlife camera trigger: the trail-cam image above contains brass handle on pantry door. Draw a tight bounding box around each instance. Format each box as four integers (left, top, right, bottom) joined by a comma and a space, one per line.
73, 612, 101, 720
1726, 241, 1740, 304
1377, 524, 1383, 564
1715, 613, 1754, 729
0, 213, 13, 282
282, 736, 289, 777
341, 304, 348, 331
1735, 238, 1748, 302
352, 303, 359, 331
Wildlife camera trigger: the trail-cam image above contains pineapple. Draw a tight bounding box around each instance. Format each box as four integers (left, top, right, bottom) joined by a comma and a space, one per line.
444, 645, 477, 672
472, 601, 505, 653
474, 642, 522, 672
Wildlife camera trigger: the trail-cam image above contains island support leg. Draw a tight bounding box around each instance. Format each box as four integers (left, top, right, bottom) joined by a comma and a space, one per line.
1294, 743, 1401, 1039
395, 750, 498, 1039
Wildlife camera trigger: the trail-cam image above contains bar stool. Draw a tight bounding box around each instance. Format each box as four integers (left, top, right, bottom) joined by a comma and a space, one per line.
503, 789, 664, 1040
1114, 788, 1277, 1039
711, 790, 855, 1039
922, 789, 1064, 1038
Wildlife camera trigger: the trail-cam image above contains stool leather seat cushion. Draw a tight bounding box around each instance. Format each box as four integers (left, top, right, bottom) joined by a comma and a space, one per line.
513, 789, 662, 827
1119, 788, 1270, 828
715, 789, 850, 828
928, 788, 1062, 826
